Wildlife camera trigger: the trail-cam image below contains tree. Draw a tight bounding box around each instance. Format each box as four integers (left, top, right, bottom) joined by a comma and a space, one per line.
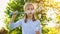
5, 0, 25, 34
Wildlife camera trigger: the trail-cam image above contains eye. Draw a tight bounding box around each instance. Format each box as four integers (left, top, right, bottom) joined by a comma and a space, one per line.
27, 8, 30, 10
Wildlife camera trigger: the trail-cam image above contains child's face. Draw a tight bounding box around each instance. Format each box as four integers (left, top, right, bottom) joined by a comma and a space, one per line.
24, 4, 35, 18
25, 4, 35, 14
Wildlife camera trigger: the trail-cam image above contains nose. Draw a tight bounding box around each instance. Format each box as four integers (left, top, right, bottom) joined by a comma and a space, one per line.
30, 12, 32, 14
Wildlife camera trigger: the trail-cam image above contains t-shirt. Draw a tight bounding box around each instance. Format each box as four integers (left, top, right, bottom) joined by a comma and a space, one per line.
9, 18, 42, 34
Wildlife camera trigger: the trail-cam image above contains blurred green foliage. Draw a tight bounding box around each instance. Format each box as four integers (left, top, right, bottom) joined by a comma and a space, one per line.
5, 0, 25, 34
4, 0, 59, 34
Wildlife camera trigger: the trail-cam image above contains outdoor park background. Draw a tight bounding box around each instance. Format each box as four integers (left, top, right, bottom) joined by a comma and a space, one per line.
0, 0, 60, 34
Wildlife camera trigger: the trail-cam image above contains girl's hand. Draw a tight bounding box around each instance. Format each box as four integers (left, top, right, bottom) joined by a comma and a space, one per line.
36, 31, 40, 34
10, 11, 17, 23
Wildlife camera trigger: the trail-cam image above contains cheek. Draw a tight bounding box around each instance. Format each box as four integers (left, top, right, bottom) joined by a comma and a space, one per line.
24, 11, 29, 14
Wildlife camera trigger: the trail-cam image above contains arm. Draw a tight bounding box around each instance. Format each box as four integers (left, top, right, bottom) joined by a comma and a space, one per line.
9, 19, 22, 30
9, 12, 22, 30
35, 20, 42, 34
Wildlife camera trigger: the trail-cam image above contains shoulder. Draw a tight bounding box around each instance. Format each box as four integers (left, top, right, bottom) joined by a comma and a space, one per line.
34, 19, 40, 24
18, 18, 24, 22
36, 19, 40, 23
34, 19, 40, 26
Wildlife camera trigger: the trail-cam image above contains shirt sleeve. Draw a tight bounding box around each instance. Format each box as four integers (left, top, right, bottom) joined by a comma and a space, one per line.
35, 20, 42, 34
9, 19, 23, 30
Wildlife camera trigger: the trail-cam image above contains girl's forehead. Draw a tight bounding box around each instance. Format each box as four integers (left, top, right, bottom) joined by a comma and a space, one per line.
24, 3, 35, 11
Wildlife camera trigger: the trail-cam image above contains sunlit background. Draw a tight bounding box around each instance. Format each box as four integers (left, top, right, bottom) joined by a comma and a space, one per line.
54, 0, 60, 2
0, 0, 60, 34
0, 0, 9, 30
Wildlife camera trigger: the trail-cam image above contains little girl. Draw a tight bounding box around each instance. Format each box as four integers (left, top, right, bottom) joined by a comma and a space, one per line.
9, 2, 42, 34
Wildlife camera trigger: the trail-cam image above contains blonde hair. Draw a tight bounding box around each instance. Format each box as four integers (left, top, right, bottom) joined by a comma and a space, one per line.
23, 2, 37, 23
